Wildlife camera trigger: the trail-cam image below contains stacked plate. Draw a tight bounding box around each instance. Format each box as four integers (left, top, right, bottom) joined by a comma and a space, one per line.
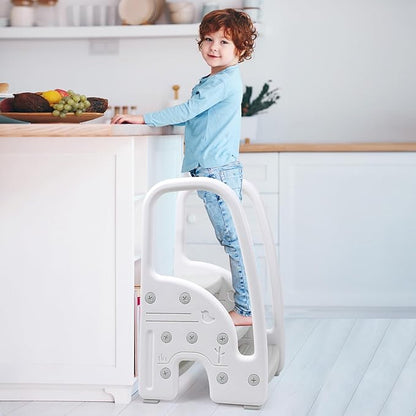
118, 0, 165, 25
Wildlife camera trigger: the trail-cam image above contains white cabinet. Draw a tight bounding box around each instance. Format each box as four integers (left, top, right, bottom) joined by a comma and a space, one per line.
0, 134, 183, 403
279, 152, 416, 310
183, 152, 279, 289
184, 150, 416, 314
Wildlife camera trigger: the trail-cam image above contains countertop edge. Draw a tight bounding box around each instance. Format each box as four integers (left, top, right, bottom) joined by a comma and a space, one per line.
239, 142, 416, 152
1, 125, 416, 152
0, 124, 174, 137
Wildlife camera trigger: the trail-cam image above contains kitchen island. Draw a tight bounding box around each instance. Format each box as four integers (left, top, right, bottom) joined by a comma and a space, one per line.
0, 124, 183, 403
2, 126, 416, 403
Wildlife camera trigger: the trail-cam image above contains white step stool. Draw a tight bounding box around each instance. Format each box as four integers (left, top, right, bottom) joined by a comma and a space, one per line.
138, 177, 285, 409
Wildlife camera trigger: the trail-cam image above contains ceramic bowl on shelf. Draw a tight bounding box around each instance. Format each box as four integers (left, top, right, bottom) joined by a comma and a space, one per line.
118, 0, 163, 25
166, 1, 194, 24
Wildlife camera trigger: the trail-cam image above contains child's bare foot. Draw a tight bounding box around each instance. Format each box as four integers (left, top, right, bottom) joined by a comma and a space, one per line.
229, 310, 252, 326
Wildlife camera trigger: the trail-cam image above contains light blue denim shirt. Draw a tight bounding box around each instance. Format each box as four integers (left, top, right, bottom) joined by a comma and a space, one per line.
144, 65, 242, 172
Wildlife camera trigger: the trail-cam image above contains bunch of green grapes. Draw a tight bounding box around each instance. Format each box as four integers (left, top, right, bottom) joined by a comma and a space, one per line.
52, 90, 91, 118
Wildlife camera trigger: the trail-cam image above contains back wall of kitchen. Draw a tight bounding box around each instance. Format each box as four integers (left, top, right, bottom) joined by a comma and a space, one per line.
0, 0, 415, 142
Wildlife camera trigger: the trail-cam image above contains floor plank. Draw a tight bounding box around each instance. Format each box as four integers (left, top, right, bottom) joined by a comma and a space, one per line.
0, 402, 29, 416
306, 319, 391, 416
260, 319, 356, 416
0, 401, 81, 416
118, 397, 174, 416
343, 319, 416, 416
1, 319, 416, 416
377, 322, 416, 416
281, 318, 321, 366
166, 369, 217, 416
67, 401, 127, 416
211, 403, 260, 416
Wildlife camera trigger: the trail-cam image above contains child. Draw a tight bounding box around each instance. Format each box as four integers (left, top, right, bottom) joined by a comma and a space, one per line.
112, 9, 257, 326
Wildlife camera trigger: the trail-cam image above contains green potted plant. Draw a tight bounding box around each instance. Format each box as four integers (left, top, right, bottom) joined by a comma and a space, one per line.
241, 81, 280, 143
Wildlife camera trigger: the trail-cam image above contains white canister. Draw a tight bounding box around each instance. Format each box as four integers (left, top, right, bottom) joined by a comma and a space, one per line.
80, 4, 94, 26
167, 1, 194, 24
93, 4, 106, 26
10, 0, 34, 27
106, 5, 117, 25
35, 0, 57, 26
66, 4, 80, 26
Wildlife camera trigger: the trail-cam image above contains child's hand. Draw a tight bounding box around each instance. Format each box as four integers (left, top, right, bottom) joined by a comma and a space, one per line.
111, 114, 145, 124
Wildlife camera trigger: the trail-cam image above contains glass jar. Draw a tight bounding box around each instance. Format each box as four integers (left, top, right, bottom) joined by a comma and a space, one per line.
10, 0, 34, 27
35, 0, 57, 26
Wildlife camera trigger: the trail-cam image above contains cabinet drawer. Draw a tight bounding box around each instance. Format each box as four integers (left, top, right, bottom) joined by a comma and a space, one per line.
240, 152, 278, 193
183, 192, 278, 245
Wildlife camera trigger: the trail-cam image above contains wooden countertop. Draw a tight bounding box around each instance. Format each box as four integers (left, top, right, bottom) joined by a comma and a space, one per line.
239, 142, 416, 152
1, 124, 416, 152
0, 124, 172, 137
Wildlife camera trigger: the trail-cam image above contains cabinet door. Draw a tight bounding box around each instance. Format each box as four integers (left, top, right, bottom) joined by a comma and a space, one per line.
183, 192, 279, 245
182, 152, 279, 262
279, 152, 416, 309
0, 138, 134, 386
240, 152, 279, 193
134, 136, 183, 275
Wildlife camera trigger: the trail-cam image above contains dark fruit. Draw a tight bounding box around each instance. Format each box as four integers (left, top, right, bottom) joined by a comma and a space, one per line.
86, 97, 108, 113
0, 97, 15, 112
13, 92, 51, 112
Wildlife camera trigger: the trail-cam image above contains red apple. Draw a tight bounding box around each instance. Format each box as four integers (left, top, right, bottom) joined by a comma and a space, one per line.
55, 89, 69, 97
0, 97, 15, 112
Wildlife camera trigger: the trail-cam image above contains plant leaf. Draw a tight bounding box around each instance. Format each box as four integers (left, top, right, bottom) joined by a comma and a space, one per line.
241, 82, 280, 116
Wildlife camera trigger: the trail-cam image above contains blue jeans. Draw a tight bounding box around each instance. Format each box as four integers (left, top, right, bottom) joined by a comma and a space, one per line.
189, 161, 251, 317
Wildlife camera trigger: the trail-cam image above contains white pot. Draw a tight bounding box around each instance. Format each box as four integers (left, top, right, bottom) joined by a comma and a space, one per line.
167, 1, 194, 23
241, 116, 258, 143
243, 0, 260, 8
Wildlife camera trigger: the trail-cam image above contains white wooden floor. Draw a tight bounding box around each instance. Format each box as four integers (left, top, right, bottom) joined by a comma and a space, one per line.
1, 318, 416, 416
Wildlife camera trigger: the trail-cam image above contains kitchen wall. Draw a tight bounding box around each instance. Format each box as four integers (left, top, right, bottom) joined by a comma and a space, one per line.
1, 0, 415, 142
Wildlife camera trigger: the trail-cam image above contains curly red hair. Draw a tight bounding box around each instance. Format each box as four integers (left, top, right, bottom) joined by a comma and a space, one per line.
198, 8, 257, 63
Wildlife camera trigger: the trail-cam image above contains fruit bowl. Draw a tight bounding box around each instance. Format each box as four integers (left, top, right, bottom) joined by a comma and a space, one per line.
0, 112, 104, 123
0, 89, 108, 123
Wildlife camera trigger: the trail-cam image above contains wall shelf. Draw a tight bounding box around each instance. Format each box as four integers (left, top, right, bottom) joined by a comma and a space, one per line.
0, 22, 261, 40
0, 24, 200, 40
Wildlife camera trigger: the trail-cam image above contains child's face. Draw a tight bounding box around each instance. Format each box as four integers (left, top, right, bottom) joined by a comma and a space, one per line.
200, 28, 240, 74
